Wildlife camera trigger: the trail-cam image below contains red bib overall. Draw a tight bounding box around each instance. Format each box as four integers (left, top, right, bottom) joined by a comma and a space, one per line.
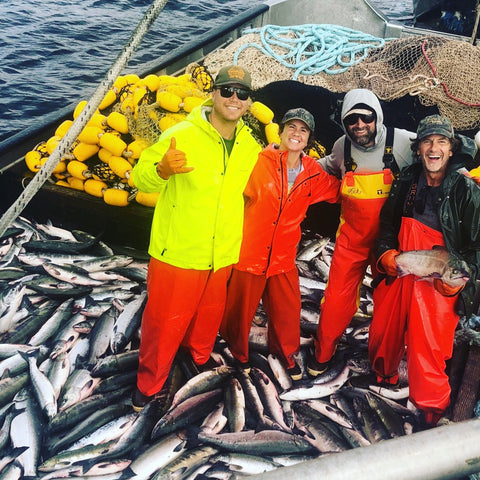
369, 217, 459, 417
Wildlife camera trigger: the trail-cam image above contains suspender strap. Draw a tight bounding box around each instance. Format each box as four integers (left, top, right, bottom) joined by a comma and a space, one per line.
405, 179, 418, 218
344, 136, 354, 172
382, 127, 400, 177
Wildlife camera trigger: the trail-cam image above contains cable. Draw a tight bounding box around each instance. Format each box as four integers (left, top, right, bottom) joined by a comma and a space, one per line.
0, 0, 169, 238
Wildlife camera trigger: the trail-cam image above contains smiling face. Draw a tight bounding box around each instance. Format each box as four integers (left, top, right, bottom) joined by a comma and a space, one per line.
211, 84, 250, 123
417, 134, 453, 182
279, 119, 310, 153
345, 115, 376, 148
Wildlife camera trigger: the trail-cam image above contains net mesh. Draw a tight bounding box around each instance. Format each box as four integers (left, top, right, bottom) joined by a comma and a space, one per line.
204, 31, 480, 130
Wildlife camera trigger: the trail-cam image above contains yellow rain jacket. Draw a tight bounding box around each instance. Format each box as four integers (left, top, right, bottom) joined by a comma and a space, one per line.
132, 99, 261, 271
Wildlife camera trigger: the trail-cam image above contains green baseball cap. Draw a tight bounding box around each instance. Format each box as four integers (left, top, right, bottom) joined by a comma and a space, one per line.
213, 64, 252, 90
417, 114, 455, 140
281, 108, 315, 131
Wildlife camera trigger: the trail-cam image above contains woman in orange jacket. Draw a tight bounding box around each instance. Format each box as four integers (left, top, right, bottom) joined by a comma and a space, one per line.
220, 108, 340, 380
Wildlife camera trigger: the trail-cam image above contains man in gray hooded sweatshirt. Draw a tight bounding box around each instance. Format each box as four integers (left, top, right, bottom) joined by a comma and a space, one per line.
307, 88, 416, 378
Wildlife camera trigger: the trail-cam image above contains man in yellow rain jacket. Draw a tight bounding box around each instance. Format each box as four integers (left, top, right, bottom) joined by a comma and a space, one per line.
131, 65, 261, 410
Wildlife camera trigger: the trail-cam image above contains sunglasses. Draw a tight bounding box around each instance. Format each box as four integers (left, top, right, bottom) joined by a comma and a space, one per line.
344, 113, 376, 126
217, 86, 250, 101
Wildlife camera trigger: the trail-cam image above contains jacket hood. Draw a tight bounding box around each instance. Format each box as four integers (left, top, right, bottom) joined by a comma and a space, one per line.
341, 89, 385, 149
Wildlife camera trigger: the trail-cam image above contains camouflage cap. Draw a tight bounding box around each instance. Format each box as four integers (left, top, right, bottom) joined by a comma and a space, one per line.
417, 114, 455, 140
213, 64, 252, 89
281, 108, 315, 131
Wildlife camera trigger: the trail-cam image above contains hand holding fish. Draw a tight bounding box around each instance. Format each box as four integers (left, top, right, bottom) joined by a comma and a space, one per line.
156, 137, 194, 179
394, 246, 470, 288
378, 249, 400, 277
433, 278, 464, 297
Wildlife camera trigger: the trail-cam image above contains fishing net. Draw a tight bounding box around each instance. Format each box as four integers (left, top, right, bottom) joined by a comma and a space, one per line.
204, 26, 480, 130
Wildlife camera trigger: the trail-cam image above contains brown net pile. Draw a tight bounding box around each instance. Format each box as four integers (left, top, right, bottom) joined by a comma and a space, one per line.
205, 29, 480, 130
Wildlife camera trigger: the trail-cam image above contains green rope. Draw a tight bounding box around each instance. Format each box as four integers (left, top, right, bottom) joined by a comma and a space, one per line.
235, 24, 386, 79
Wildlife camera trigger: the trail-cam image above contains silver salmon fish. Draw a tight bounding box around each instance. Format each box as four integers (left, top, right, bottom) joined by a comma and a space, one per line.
394, 247, 470, 287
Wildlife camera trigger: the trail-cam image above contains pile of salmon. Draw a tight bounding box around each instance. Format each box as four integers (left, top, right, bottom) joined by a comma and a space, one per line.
0, 217, 426, 479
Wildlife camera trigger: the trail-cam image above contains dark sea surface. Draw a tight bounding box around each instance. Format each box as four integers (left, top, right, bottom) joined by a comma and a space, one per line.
0, 0, 412, 143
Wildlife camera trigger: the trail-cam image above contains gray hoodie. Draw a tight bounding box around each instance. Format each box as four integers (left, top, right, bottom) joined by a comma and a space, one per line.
320, 89, 415, 179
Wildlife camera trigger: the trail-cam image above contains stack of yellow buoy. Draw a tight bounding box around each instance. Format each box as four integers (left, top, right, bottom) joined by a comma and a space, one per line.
23, 65, 287, 208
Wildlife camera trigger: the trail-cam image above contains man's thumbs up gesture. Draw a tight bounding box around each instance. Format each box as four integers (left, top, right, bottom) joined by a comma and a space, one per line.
156, 137, 194, 180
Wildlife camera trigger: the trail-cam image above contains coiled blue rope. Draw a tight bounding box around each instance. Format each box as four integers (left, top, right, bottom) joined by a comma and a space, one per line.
235, 24, 386, 79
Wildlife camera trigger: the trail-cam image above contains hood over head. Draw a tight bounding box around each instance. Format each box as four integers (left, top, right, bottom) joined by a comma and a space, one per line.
340, 89, 385, 148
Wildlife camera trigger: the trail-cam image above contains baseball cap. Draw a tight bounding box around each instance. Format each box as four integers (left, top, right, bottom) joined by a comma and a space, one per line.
213, 65, 252, 90
416, 114, 455, 140
281, 108, 315, 132
344, 108, 374, 118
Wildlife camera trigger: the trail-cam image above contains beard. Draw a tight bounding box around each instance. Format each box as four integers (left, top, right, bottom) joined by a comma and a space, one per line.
351, 130, 375, 147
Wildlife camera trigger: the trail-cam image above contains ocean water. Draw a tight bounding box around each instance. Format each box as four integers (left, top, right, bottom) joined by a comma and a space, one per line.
0, 0, 412, 143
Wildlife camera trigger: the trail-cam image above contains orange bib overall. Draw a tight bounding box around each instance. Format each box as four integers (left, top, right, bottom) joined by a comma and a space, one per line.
315, 169, 394, 362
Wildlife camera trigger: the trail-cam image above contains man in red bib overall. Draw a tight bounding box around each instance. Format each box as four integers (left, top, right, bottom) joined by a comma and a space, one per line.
367, 115, 480, 427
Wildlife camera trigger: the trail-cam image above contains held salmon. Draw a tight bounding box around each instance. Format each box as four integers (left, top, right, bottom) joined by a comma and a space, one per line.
394, 247, 470, 287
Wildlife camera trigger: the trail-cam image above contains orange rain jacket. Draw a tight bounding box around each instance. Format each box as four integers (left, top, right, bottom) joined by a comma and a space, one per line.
235, 144, 340, 277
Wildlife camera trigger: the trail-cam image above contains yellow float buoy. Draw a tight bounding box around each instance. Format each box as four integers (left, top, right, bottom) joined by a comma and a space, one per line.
55, 120, 73, 138
67, 176, 85, 191
73, 142, 100, 162
176, 73, 193, 84
135, 191, 159, 207
138, 74, 160, 92
56, 180, 71, 187
157, 91, 182, 113
87, 113, 107, 128
99, 89, 117, 111
106, 112, 129, 134
265, 122, 281, 144
25, 150, 43, 173
113, 76, 128, 92
470, 166, 480, 177
250, 102, 274, 125
182, 96, 204, 113
99, 132, 127, 157
103, 188, 130, 206
124, 139, 149, 161
98, 147, 113, 163
133, 87, 148, 107
77, 126, 103, 145
108, 156, 133, 179
123, 73, 140, 85
67, 160, 92, 180
52, 161, 67, 174
73, 100, 88, 119
84, 178, 108, 198
166, 84, 193, 100
45, 136, 61, 155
